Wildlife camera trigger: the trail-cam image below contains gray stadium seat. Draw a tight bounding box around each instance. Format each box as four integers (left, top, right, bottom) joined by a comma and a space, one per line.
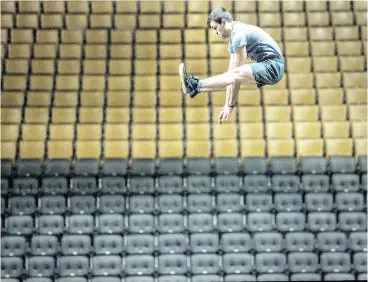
158, 213, 185, 234
2, 279, 20, 282
91, 278, 121, 282
94, 235, 124, 255
357, 156, 367, 173
9, 196, 36, 215
126, 234, 155, 254
221, 232, 252, 253
25, 278, 52, 282
270, 157, 297, 174
125, 255, 155, 275
70, 176, 97, 195
130, 158, 155, 176
338, 212, 367, 231
245, 193, 273, 212
317, 232, 347, 252
215, 157, 239, 175
243, 157, 267, 174
158, 275, 187, 282
7, 215, 33, 235
158, 158, 183, 175
157, 176, 183, 194
301, 174, 329, 192
101, 158, 126, 175
320, 252, 351, 273
243, 175, 269, 193
67, 215, 94, 234
215, 175, 241, 193
290, 273, 322, 281
258, 274, 290, 281
74, 159, 99, 175
222, 253, 253, 274
274, 193, 302, 211
128, 214, 154, 233
58, 255, 89, 277
129, 195, 155, 213
299, 156, 326, 174
348, 232, 367, 252
1, 236, 27, 256
217, 193, 243, 212
31, 235, 58, 256
328, 156, 355, 173
224, 274, 256, 282
92, 255, 122, 276
358, 273, 368, 281
16, 159, 42, 177
157, 194, 183, 213
13, 178, 38, 195
191, 254, 220, 274
187, 158, 211, 175
97, 214, 124, 234
353, 252, 367, 273
187, 194, 213, 213
217, 213, 244, 232
38, 215, 64, 235
125, 277, 154, 282
1, 257, 23, 278
100, 176, 127, 194
61, 235, 91, 255
191, 275, 222, 282
130, 177, 155, 194
2, 197, 6, 212
158, 254, 188, 275
254, 232, 283, 252
1, 159, 13, 178
27, 256, 55, 277
331, 174, 360, 192
285, 232, 315, 252
158, 233, 188, 254
1, 179, 9, 195
255, 253, 286, 273
271, 175, 300, 192
324, 273, 355, 281
276, 212, 305, 232
247, 212, 274, 232
361, 174, 367, 190
288, 252, 319, 273
41, 177, 68, 195
190, 233, 219, 253
308, 212, 336, 232
99, 195, 125, 213
44, 159, 70, 176
56, 278, 87, 282
40, 196, 67, 214
187, 176, 212, 193
305, 193, 333, 211
188, 213, 215, 233
335, 192, 364, 211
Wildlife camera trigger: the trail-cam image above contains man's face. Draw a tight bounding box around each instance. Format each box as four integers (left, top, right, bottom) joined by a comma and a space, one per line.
209, 20, 230, 39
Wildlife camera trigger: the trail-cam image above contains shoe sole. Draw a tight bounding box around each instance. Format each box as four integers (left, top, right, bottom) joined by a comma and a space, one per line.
179, 63, 188, 96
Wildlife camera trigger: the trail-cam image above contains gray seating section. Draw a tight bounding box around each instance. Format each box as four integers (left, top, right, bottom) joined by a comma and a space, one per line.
1, 257, 23, 278
94, 235, 124, 255
31, 235, 58, 256
58, 255, 89, 276
215, 175, 240, 193
320, 252, 351, 272
73, 159, 99, 176
17, 159, 42, 177
288, 252, 318, 273
243, 175, 269, 193
44, 159, 70, 176
128, 214, 154, 233
157, 176, 183, 194
97, 214, 124, 234
157, 194, 183, 213
301, 174, 329, 192
308, 212, 336, 232
221, 232, 252, 253
38, 215, 64, 235
158, 254, 188, 275
245, 194, 272, 212
40, 196, 66, 214
100, 176, 127, 194
9, 196, 36, 215
254, 232, 283, 252
224, 274, 257, 282
358, 273, 368, 281
56, 278, 88, 282
338, 212, 367, 231
99, 195, 125, 213
190, 233, 219, 253
158, 158, 183, 175
1, 159, 13, 177
1, 178, 9, 195
332, 174, 360, 192
61, 235, 91, 255
69, 195, 96, 214
215, 157, 239, 175
187, 176, 212, 193
158, 275, 187, 282
328, 156, 356, 173
101, 158, 126, 175
130, 177, 155, 194
187, 194, 213, 213
67, 215, 94, 234
125, 277, 154, 282
299, 156, 326, 174
285, 232, 315, 252
305, 193, 333, 211
353, 252, 367, 273
317, 232, 347, 252
270, 157, 297, 174
271, 175, 300, 192
41, 177, 68, 195
357, 156, 367, 173
126, 234, 155, 254
191, 254, 220, 274
335, 192, 364, 211
217, 193, 243, 212
13, 178, 38, 195
255, 252, 286, 273
258, 274, 290, 281
25, 278, 53, 282
191, 275, 222, 282
217, 213, 244, 233
129, 195, 155, 214
247, 213, 273, 232
274, 193, 302, 211
349, 232, 367, 252
27, 256, 55, 277
276, 212, 305, 232
290, 273, 322, 281
324, 273, 355, 281
124, 255, 155, 275
158, 214, 185, 234
361, 173, 367, 190
92, 255, 122, 276
130, 158, 155, 176
243, 157, 267, 174
187, 158, 211, 175
222, 253, 253, 274
1, 236, 27, 256
7, 215, 34, 235
158, 234, 188, 254
188, 213, 215, 233
70, 176, 97, 195
91, 278, 121, 282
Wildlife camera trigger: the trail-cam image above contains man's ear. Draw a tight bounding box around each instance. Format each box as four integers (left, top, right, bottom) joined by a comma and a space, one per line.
222, 19, 227, 25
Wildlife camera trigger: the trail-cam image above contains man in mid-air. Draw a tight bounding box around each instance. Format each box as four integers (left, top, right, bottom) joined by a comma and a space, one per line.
179, 7, 284, 123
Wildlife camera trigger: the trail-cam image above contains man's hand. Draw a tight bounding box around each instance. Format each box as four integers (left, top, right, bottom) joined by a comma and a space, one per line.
218, 104, 234, 124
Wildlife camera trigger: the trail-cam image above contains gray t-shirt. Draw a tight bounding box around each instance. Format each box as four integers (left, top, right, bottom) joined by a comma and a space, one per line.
228, 21, 284, 62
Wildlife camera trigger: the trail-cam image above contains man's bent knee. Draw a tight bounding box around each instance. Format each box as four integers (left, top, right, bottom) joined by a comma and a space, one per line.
231, 64, 257, 84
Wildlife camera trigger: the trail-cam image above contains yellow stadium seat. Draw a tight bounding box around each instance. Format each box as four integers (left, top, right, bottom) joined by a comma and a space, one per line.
284, 27, 308, 41
11, 29, 33, 43
294, 122, 321, 139
106, 108, 130, 123
236, 89, 261, 106
90, 14, 112, 28
340, 56, 365, 71
76, 141, 101, 159
346, 89, 367, 104
67, 1, 89, 13
159, 141, 183, 158
186, 107, 209, 123
43, 1, 64, 13
259, 13, 281, 27
108, 76, 131, 91
160, 108, 183, 123
133, 108, 156, 123
59, 44, 82, 59
235, 1, 256, 12
104, 124, 129, 140
330, 1, 351, 11
86, 31, 108, 44
265, 106, 291, 122
185, 29, 206, 43
77, 124, 102, 140
27, 91, 52, 107
187, 0, 209, 12
286, 57, 311, 72
160, 45, 182, 59
91, 1, 113, 13
263, 89, 289, 105
111, 30, 133, 44
16, 14, 38, 28
310, 41, 336, 56
54, 92, 78, 107
187, 123, 210, 140
262, 27, 282, 42
309, 27, 333, 41
49, 124, 75, 140
131, 141, 156, 159
343, 72, 367, 88
306, 1, 327, 11
187, 14, 208, 28
234, 13, 257, 26
3, 75, 27, 90
79, 108, 103, 124
159, 91, 182, 107
283, 12, 306, 26
85, 45, 107, 59
104, 141, 129, 159
115, 1, 137, 12
296, 139, 324, 158
140, 1, 161, 13
132, 124, 156, 140
293, 106, 319, 121
323, 121, 350, 138
65, 15, 88, 28
32, 60, 55, 74
110, 45, 132, 59
307, 12, 330, 26
161, 59, 181, 75
1, 125, 19, 141
213, 123, 237, 140
209, 43, 229, 58
160, 30, 181, 44
288, 73, 314, 88
135, 75, 157, 91
332, 11, 354, 25
1, 142, 17, 160
80, 91, 104, 107
18, 1, 40, 12
22, 124, 47, 140
1, 108, 22, 124
315, 72, 341, 88
135, 60, 157, 75
6, 59, 28, 74
351, 122, 367, 138
349, 105, 367, 121
1, 92, 24, 107
337, 41, 363, 56
159, 124, 183, 140
24, 108, 49, 124
82, 75, 105, 91
186, 44, 207, 58
325, 138, 353, 158
139, 14, 160, 28
61, 30, 83, 43
135, 45, 157, 59
1, 1, 16, 13
355, 138, 367, 159
8, 44, 31, 59
135, 30, 158, 44
114, 14, 137, 29
210, 58, 229, 75
106, 91, 130, 107
239, 122, 264, 139
109, 60, 131, 75
335, 26, 359, 40
241, 139, 266, 158
239, 106, 263, 122
355, 11, 367, 25
134, 91, 157, 107
313, 56, 338, 72
268, 139, 295, 157
2, 30, 8, 43
20, 141, 45, 159
30, 76, 53, 91
52, 108, 77, 124
187, 140, 211, 158
186, 93, 209, 107
34, 44, 57, 59
2, 14, 13, 28
354, 1, 367, 11
163, 1, 185, 12
290, 89, 316, 105
266, 122, 293, 139
320, 105, 347, 121
48, 141, 73, 159
56, 75, 79, 90
282, 0, 303, 11
317, 89, 344, 105
258, 0, 280, 12
214, 140, 238, 157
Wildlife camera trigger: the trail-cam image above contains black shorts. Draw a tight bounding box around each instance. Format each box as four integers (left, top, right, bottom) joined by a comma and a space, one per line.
250, 58, 285, 88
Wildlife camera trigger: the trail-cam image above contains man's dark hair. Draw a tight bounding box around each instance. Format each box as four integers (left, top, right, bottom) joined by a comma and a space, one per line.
207, 7, 233, 27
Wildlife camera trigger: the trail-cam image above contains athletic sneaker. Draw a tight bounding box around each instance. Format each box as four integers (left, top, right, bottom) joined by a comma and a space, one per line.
179, 63, 200, 98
